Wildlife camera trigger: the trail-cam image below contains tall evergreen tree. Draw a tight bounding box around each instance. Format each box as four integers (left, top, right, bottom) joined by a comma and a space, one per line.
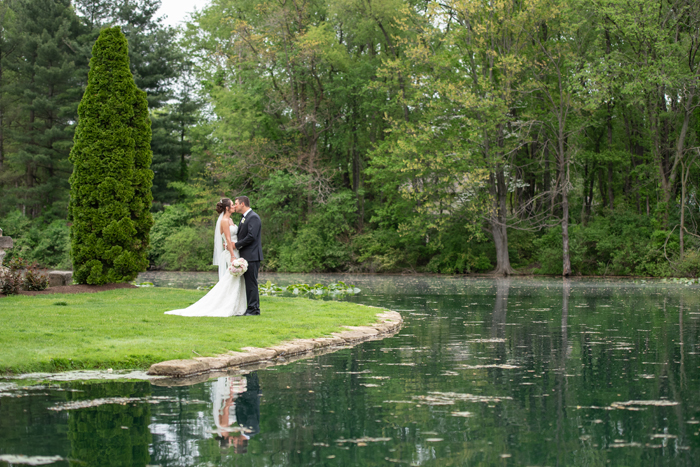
0, 0, 20, 187
4, 0, 84, 219
69, 26, 153, 285
74, 0, 197, 205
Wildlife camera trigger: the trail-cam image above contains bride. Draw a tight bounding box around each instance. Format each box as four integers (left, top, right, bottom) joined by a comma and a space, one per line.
165, 198, 247, 317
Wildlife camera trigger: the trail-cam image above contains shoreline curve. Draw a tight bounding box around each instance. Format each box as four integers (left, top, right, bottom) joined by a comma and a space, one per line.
147, 309, 403, 378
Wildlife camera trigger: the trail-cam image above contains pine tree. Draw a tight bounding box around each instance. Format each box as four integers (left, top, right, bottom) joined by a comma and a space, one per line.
69, 26, 153, 285
3, 0, 84, 218
74, 0, 196, 206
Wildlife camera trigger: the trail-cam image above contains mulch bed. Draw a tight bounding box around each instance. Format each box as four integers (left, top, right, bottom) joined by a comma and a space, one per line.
1, 282, 137, 297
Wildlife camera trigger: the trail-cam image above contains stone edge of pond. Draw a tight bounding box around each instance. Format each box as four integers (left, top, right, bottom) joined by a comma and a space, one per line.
146, 309, 403, 378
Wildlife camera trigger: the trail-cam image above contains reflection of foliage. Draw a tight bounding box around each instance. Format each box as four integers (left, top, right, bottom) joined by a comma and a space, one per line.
3, 280, 700, 465
67, 381, 151, 466
244, 279, 700, 465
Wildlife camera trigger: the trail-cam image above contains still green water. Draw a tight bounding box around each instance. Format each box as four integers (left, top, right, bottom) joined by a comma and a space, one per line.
2, 275, 700, 466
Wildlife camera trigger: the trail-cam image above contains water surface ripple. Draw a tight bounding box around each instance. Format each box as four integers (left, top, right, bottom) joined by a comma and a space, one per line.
2, 274, 700, 466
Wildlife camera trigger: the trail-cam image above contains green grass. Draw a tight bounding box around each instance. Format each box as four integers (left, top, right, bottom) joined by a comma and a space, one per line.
0, 288, 382, 374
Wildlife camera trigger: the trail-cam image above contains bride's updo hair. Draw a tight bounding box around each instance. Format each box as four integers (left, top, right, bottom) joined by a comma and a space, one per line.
216, 198, 233, 215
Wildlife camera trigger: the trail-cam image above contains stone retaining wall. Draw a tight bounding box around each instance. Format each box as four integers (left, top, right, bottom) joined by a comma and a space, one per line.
147, 310, 403, 378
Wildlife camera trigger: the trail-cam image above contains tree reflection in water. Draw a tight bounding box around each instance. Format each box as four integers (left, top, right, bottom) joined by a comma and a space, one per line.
2, 277, 700, 466
68, 381, 152, 466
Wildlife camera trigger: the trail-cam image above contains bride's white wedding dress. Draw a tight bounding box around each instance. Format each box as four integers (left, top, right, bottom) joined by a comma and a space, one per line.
165, 215, 247, 317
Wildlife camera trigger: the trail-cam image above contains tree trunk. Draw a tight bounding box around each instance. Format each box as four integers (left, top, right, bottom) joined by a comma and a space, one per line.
489, 169, 516, 276
543, 145, 552, 215
598, 168, 607, 208
562, 187, 571, 276
663, 89, 695, 230
351, 134, 364, 230
607, 101, 614, 211
586, 170, 594, 221
607, 163, 614, 211
648, 91, 666, 227
559, 126, 571, 276
680, 169, 685, 262
582, 162, 592, 225
679, 157, 695, 262
0, 61, 3, 175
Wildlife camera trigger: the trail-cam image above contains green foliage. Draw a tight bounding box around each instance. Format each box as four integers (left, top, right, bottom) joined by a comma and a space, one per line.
426, 249, 493, 275
68, 27, 153, 285
534, 225, 585, 275
3, 0, 699, 279
533, 214, 694, 277
355, 228, 421, 273
148, 204, 192, 266
158, 226, 213, 271
424, 223, 495, 274
0, 0, 85, 219
277, 190, 357, 272
676, 250, 700, 277
1, 210, 71, 269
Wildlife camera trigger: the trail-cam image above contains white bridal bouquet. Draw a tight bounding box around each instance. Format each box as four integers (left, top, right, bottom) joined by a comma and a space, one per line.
228, 257, 248, 278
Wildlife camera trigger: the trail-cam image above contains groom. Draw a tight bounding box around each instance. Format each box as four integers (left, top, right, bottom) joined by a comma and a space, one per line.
233, 196, 262, 315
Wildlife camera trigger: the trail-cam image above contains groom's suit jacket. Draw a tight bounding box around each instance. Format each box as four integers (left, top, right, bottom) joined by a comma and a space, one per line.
235, 210, 263, 262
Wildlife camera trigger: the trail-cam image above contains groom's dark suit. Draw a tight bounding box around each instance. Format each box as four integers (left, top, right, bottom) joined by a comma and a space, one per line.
235, 209, 263, 315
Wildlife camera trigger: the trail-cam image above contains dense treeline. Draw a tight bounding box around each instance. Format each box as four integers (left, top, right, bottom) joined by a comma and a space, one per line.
0, 0, 197, 269
1, 0, 699, 277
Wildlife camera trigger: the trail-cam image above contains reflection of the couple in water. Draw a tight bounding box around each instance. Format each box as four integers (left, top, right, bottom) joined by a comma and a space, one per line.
211, 372, 261, 454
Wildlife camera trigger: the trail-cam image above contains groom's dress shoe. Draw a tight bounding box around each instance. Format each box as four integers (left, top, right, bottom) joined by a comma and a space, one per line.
243, 310, 260, 316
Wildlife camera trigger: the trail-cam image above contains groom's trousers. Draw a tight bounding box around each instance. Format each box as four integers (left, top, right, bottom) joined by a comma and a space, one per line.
243, 261, 260, 314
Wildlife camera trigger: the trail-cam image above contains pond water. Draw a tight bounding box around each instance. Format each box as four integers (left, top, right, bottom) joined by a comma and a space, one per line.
2, 274, 700, 466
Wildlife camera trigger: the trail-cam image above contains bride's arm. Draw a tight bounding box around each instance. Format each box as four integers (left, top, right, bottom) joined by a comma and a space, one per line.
221, 219, 236, 257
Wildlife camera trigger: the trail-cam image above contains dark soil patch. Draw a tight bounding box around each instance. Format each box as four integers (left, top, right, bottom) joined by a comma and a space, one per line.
1, 282, 137, 297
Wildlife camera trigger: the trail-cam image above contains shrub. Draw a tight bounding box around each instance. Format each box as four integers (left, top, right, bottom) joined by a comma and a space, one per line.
148, 204, 192, 268
0, 256, 26, 295
68, 27, 153, 285
158, 226, 214, 271
0, 269, 23, 295
277, 190, 356, 272
0, 212, 70, 269
533, 213, 680, 276
533, 225, 586, 275
676, 249, 700, 277
355, 228, 419, 272
24, 263, 49, 291
32, 220, 71, 269
424, 220, 495, 274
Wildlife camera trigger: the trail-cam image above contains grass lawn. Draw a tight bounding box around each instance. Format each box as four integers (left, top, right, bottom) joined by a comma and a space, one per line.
0, 288, 382, 374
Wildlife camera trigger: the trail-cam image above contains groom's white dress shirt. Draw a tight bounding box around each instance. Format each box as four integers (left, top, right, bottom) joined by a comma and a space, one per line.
242, 208, 251, 218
